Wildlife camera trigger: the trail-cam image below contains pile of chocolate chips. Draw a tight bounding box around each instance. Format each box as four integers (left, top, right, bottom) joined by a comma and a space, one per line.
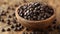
18, 2, 54, 21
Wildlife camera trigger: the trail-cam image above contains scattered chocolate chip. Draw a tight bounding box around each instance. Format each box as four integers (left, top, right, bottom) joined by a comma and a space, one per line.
7, 22, 11, 25
7, 19, 11, 25
57, 25, 60, 30
3, 2, 7, 4
6, 10, 9, 13
13, 19, 17, 24
13, 13, 15, 16
2, 28, 5, 32
52, 19, 56, 24
53, 25, 56, 29
53, 20, 56, 24
18, 23, 21, 26
8, 15, 12, 18
7, 28, 11, 31
12, 8, 15, 10
1, 19, 5, 23
11, 25, 15, 29
7, 7, 11, 10
15, 24, 20, 27
15, 4, 19, 7
26, 28, 30, 31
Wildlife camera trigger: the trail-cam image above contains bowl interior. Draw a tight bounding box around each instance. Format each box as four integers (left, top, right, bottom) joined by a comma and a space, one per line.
15, 2, 55, 23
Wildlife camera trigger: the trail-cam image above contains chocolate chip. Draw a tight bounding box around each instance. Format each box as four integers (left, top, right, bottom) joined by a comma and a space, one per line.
11, 25, 15, 29
13, 13, 15, 16
7, 28, 11, 31
18, 23, 21, 26
7, 22, 11, 25
57, 25, 60, 30
3, 2, 7, 4
2, 28, 5, 32
7, 19, 11, 25
53, 25, 56, 29
18, 2, 54, 21
52, 19, 56, 24
1, 19, 5, 23
15, 4, 19, 7
26, 28, 30, 31
13, 19, 17, 24
6, 10, 9, 13
7, 7, 11, 10
15, 24, 19, 27
12, 8, 15, 10
8, 15, 12, 18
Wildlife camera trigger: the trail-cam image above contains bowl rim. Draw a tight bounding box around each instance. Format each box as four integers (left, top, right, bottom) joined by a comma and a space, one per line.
15, 2, 55, 23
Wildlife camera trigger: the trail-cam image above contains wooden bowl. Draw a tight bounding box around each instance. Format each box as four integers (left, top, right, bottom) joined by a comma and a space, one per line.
15, 2, 55, 30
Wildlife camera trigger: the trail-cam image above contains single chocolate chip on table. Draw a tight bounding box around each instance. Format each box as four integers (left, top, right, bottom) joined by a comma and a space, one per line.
7, 19, 11, 25
7, 28, 11, 31
13, 13, 15, 16
57, 25, 60, 30
8, 15, 12, 18
18, 2, 54, 21
15, 24, 20, 27
15, 4, 19, 7
13, 19, 17, 24
1, 19, 5, 23
11, 25, 15, 29
6, 10, 9, 13
7, 7, 11, 10
2, 28, 5, 32
52, 19, 56, 24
